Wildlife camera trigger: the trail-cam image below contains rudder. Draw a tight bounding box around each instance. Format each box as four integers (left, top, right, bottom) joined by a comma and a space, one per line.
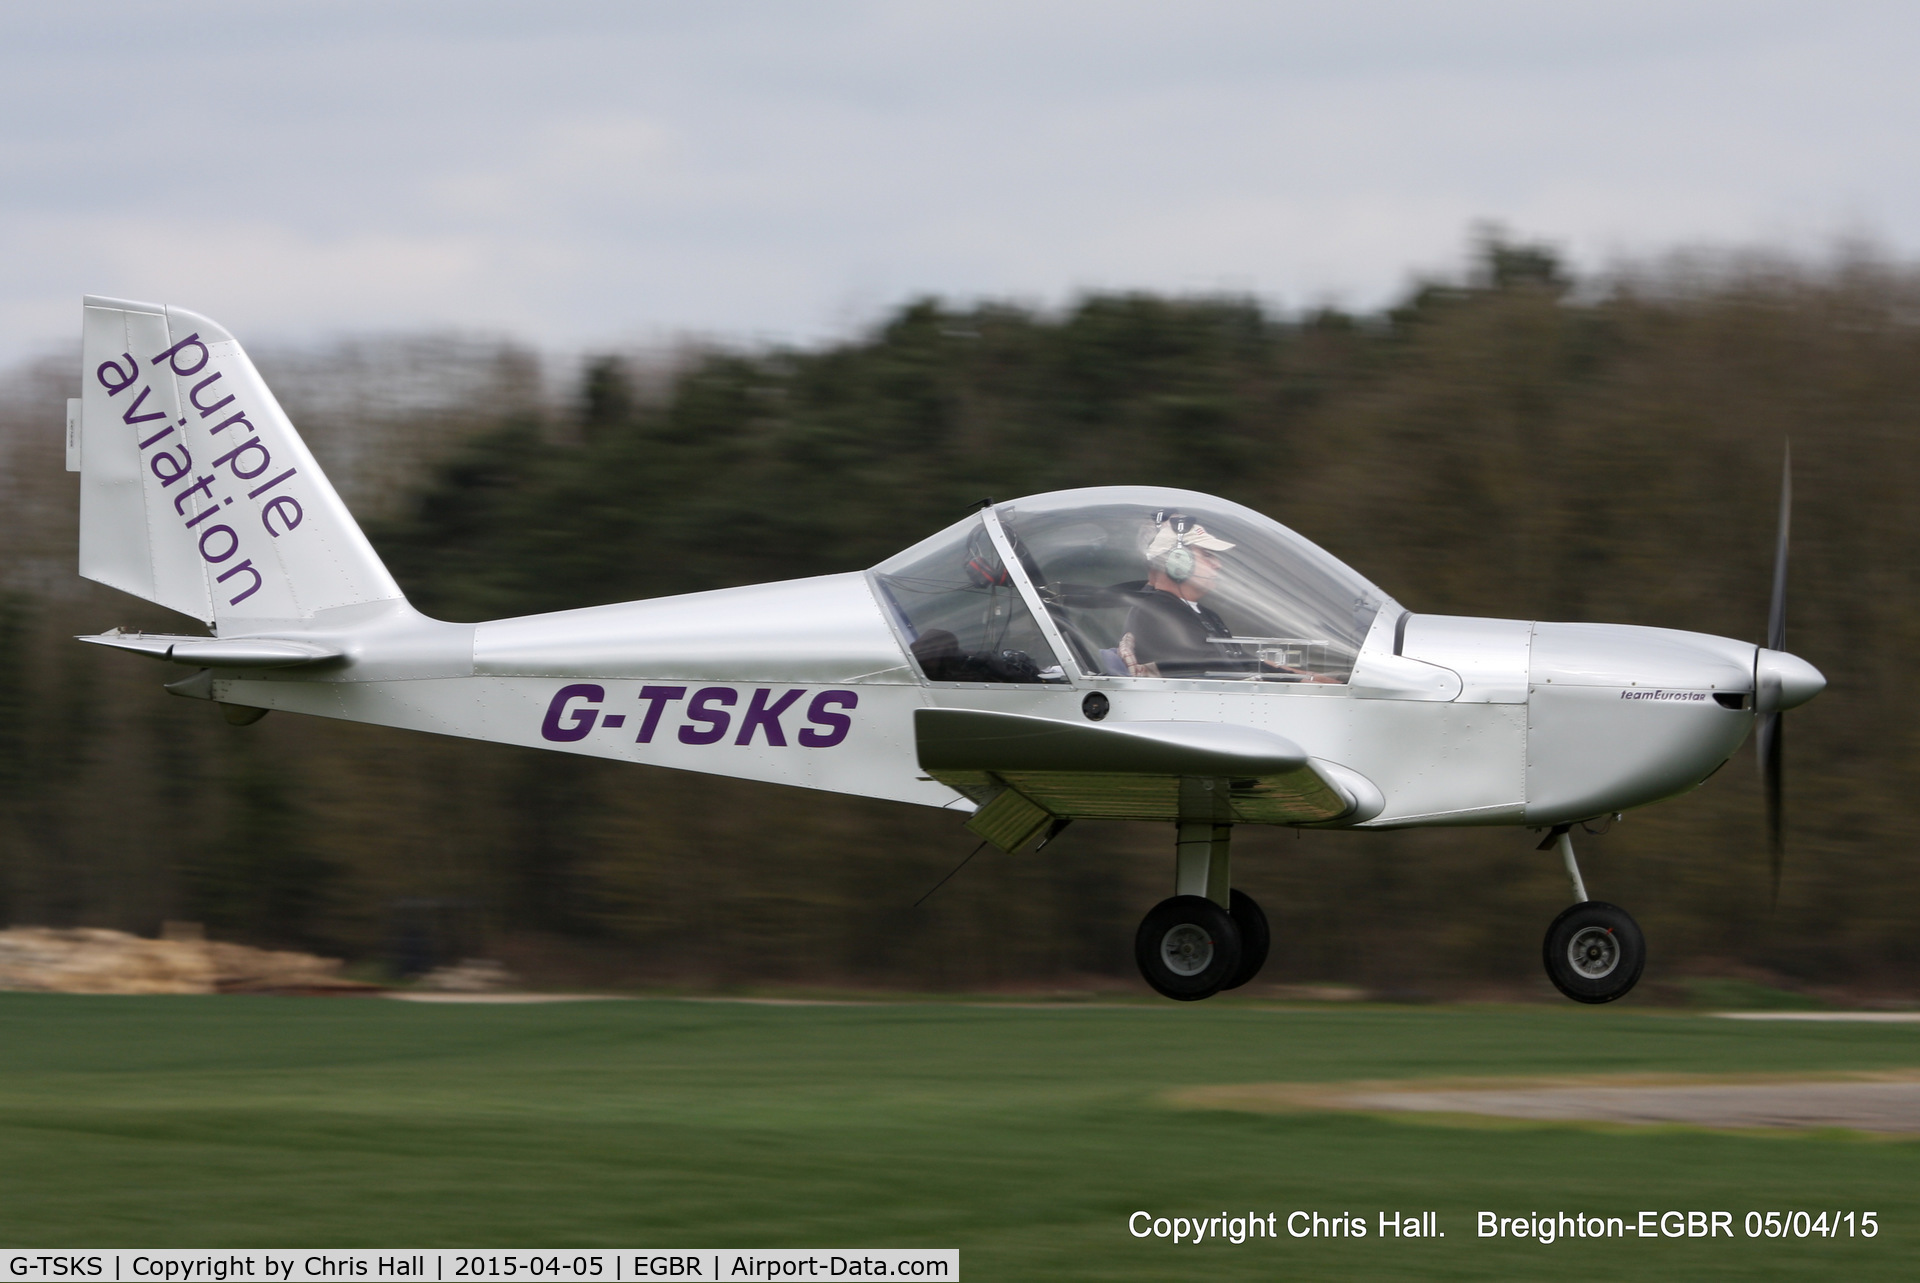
76, 295, 404, 631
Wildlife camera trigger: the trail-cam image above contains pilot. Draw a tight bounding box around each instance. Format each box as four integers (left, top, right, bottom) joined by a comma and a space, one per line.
1118, 514, 1251, 678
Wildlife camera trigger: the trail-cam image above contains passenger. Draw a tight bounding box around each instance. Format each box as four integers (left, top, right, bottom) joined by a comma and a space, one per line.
909, 628, 968, 681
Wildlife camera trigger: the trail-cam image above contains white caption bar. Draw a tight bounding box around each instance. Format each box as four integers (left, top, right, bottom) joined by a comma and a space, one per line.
2, 1253, 957, 1282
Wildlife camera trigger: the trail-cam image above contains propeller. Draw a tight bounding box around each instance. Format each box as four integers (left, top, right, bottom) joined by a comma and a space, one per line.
1756, 444, 1790, 904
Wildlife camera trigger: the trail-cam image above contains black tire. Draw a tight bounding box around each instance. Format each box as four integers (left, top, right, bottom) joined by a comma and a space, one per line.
1219, 888, 1271, 990
1135, 895, 1242, 1001
1543, 901, 1646, 1004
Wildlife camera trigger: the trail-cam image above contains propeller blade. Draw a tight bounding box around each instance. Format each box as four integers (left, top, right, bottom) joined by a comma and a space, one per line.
1758, 709, 1783, 905
1767, 443, 1791, 653
1759, 440, 1791, 906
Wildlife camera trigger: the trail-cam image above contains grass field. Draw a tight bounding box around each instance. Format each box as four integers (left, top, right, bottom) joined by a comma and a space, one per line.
0, 993, 1915, 1279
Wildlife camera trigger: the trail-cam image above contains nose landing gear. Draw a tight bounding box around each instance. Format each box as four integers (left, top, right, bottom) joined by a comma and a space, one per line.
1539, 826, 1645, 1004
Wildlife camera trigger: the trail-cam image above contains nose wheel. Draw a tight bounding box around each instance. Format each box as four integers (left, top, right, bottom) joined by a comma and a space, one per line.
1543, 901, 1645, 1003
1538, 826, 1645, 1003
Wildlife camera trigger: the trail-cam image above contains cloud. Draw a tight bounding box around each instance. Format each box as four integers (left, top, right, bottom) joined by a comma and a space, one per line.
3, 2, 1918, 351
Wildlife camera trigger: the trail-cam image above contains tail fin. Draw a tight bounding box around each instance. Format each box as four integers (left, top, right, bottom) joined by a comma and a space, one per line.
76, 295, 404, 631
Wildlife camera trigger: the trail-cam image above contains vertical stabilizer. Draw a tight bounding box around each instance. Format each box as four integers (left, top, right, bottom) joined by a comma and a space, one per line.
78, 296, 404, 630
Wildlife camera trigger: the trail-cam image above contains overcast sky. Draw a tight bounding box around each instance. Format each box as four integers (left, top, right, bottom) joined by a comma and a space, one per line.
3, 1, 1915, 355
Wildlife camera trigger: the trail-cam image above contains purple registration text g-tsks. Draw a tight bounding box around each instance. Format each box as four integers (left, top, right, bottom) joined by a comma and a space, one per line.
540, 684, 857, 748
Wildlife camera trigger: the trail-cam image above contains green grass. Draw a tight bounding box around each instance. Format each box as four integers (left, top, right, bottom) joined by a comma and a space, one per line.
0, 995, 1915, 1279
1674, 977, 1834, 1011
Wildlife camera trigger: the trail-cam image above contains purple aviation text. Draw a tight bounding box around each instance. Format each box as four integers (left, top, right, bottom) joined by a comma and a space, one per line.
96, 333, 304, 608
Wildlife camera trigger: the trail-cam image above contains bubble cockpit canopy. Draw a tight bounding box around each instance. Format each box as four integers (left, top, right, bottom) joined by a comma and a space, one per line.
873, 487, 1390, 685
869, 510, 1069, 685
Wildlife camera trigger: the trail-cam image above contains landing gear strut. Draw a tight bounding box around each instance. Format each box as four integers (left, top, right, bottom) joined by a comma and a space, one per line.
1539, 826, 1645, 1004
1135, 818, 1271, 1000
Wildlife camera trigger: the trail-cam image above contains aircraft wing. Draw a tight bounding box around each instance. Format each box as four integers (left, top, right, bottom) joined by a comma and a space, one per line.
915, 708, 1357, 849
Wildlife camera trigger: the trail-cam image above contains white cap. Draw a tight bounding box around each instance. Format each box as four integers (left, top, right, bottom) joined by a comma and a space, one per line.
1145, 520, 1234, 562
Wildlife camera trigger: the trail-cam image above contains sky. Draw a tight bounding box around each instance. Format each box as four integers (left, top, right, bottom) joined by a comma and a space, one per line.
3, 1, 1916, 355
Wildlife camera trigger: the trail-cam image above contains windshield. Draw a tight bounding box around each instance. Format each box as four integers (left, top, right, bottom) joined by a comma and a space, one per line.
997, 488, 1386, 683
870, 514, 1068, 685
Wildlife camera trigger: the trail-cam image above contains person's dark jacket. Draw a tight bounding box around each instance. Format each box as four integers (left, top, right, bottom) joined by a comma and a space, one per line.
1124, 589, 1254, 677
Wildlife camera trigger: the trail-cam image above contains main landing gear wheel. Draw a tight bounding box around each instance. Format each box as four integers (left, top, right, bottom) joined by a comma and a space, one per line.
1543, 901, 1646, 1004
1135, 895, 1243, 1001
1220, 888, 1270, 991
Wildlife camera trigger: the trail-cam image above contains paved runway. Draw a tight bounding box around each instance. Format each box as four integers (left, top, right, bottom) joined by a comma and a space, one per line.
1346, 1080, 1920, 1133
1175, 1069, 1920, 1134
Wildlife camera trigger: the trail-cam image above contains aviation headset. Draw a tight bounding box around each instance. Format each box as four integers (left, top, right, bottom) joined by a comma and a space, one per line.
965, 524, 1046, 590
1151, 510, 1199, 582
964, 525, 1011, 588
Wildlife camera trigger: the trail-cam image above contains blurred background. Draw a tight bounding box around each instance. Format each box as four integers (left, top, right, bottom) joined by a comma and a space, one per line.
1, 3, 1916, 998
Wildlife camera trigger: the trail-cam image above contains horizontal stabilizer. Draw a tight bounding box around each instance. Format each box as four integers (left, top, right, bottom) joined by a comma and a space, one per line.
77, 630, 341, 667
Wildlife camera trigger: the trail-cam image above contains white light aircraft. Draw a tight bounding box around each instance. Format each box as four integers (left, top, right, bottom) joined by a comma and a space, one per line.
69, 296, 1827, 1002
